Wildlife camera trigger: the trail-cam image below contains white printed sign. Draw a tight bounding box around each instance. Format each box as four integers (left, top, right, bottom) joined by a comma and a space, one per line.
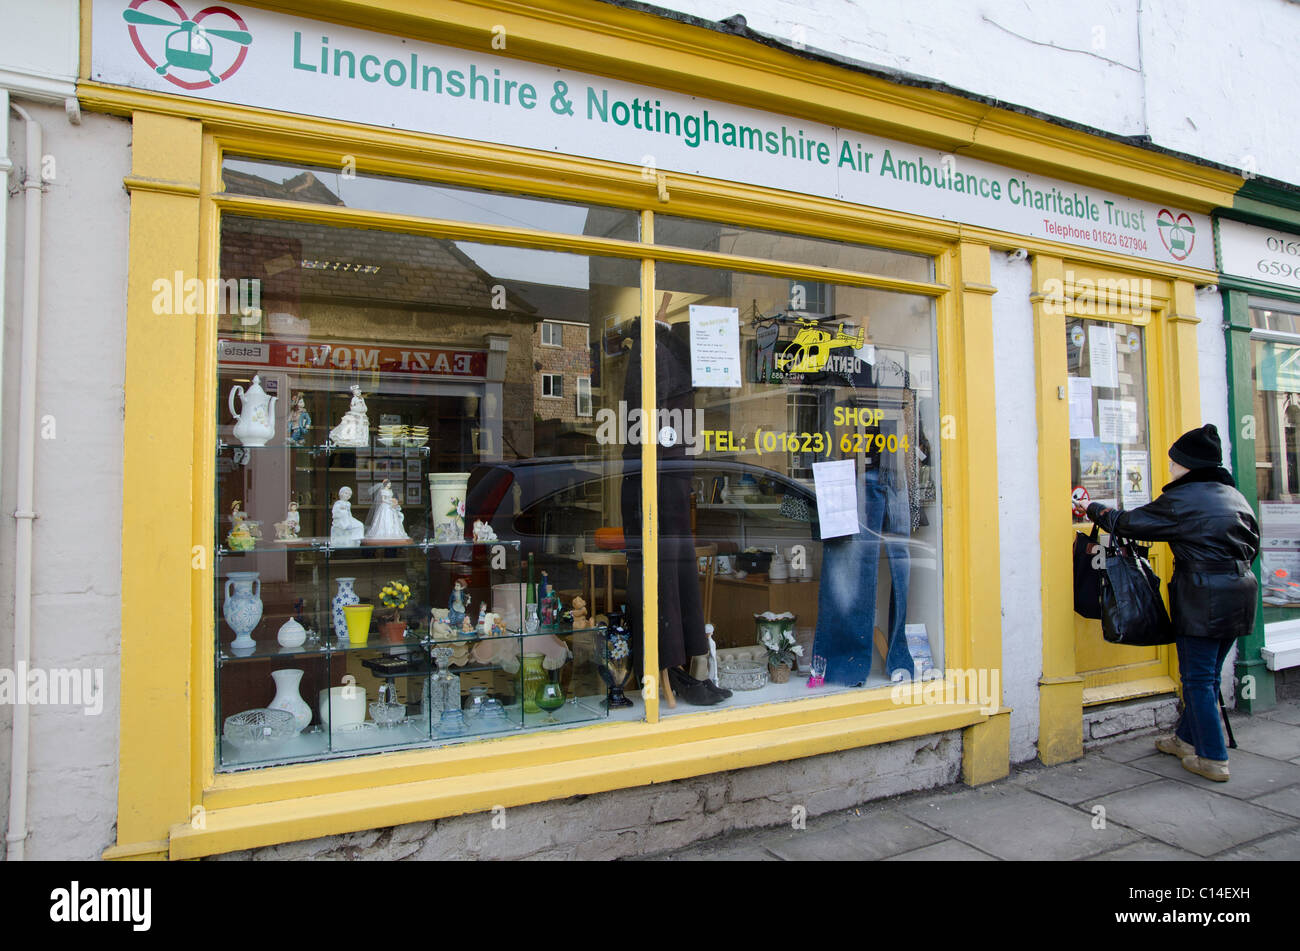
91, 0, 1213, 269
1218, 219, 1300, 289
689, 305, 741, 387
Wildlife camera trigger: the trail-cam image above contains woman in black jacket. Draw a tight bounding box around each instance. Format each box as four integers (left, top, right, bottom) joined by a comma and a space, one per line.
1074, 424, 1260, 782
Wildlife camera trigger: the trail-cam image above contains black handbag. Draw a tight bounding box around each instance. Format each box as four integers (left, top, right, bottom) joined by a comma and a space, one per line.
1099, 534, 1175, 646
1073, 525, 1104, 619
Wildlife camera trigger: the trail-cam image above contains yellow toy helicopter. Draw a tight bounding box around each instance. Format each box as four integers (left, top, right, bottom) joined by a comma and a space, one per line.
775, 316, 867, 374
123, 7, 252, 85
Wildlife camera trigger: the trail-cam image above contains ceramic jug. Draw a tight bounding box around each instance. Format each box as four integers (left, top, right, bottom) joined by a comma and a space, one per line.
229, 374, 277, 446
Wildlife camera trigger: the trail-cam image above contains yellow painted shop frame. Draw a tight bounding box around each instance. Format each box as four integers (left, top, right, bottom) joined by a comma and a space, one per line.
79, 0, 1239, 859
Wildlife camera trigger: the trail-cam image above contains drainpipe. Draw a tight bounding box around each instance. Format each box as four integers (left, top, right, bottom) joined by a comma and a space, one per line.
6, 101, 43, 862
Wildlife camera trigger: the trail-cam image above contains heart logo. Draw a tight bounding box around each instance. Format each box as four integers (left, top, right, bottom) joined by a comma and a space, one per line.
123, 0, 252, 91
1156, 209, 1196, 262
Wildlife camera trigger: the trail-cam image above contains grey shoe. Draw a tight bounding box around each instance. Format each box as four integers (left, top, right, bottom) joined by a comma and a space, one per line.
1181, 756, 1230, 782
1155, 734, 1195, 758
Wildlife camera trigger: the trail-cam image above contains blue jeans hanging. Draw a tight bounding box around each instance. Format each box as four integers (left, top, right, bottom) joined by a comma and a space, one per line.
812, 465, 914, 685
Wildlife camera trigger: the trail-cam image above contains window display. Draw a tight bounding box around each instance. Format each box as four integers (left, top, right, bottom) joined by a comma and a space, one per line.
213, 158, 944, 768
1250, 303, 1300, 605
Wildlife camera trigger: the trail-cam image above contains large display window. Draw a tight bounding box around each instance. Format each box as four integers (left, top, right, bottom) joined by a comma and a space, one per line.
1250, 302, 1300, 607
212, 158, 944, 767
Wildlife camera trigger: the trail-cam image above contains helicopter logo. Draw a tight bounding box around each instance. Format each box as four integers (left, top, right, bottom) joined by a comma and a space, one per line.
774, 317, 867, 375
123, 0, 252, 90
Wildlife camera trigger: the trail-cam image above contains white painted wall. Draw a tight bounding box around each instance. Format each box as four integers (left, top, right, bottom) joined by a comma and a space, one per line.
990, 252, 1043, 762
0, 101, 130, 859
652, 0, 1300, 187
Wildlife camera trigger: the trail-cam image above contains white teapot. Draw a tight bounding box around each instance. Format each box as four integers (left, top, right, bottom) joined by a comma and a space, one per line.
229, 375, 277, 446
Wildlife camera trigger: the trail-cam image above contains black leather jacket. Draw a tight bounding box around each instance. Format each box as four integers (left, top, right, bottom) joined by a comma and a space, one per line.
1087, 467, 1260, 639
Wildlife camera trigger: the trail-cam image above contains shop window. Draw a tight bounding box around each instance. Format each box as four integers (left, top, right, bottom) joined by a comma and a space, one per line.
541, 321, 563, 347
1250, 303, 1300, 605
1067, 316, 1153, 519
215, 211, 642, 770
635, 259, 943, 711
542, 374, 563, 398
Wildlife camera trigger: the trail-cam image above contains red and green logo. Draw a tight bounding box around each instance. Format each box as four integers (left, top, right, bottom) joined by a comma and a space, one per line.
1156, 209, 1196, 262
123, 0, 252, 90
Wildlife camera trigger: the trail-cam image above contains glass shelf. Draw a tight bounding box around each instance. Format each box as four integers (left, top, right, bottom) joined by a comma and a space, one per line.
218, 441, 431, 456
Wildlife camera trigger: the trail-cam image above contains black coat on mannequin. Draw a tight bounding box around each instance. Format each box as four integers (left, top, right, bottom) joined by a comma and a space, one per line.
621, 321, 707, 678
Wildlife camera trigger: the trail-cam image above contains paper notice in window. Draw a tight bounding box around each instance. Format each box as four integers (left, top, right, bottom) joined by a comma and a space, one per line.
689, 304, 742, 388
1089, 326, 1118, 388
1121, 451, 1150, 508
813, 459, 859, 539
1068, 377, 1094, 440
1097, 399, 1138, 443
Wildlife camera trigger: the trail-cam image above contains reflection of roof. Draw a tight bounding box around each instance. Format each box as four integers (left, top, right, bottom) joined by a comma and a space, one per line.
222, 168, 346, 206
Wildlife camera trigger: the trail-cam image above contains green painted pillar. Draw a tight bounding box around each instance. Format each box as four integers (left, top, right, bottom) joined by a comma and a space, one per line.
1224, 288, 1275, 712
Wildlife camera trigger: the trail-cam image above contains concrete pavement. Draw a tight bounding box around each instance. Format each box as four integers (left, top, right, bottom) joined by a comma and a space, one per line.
644, 699, 1300, 861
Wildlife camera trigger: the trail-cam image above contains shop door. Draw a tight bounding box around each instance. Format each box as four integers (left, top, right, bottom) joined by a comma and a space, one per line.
1067, 315, 1176, 703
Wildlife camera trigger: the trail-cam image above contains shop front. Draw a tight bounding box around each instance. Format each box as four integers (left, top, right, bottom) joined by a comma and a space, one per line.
1216, 182, 1300, 712
82, 0, 1238, 858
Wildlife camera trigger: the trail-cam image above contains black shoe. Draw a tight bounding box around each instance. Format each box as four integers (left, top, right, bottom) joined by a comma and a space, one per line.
701, 678, 732, 700
666, 666, 723, 706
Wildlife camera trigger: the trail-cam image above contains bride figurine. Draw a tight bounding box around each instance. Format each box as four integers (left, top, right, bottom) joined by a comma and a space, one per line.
328, 385, 370, 448
330, 486, 364, 548
364, 479, 409, 542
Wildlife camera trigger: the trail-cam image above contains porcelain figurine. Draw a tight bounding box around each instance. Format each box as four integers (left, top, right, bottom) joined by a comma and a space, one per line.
330, 487, 364, 548
460, 614, 475, 634
475, 601, 488, 633
363, 479, 409, 542
448, 579, 468, 626
229, 374, 277, 447
472, 519, 497, 542
227, 500, 256, 551
286, 392, 312, 447
274, 501, 301, 541
328, 384, 370, 448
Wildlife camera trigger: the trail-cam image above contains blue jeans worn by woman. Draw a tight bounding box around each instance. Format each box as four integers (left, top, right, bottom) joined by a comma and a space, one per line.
1174, 636, 1234, 760
813, 465, 914, 685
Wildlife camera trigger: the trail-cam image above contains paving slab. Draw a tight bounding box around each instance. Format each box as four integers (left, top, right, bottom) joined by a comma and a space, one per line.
1215, 826, 1300, 860
1249, 785, 1300, 820
1094, 735, 1166, 762
1085, 840, 1204, 861
1010, 757, 1160, 805
885, 839, 997, 861
1258, 705, 1300, 726
763, 807, 947, 861
1223, 716, 1300, 761
1083, 780, 1297, 857
1123, 749, 1300, 800
898, 783, 1138, 860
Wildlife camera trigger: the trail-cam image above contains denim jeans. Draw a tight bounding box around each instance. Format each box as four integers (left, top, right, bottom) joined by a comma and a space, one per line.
812, 465, 913, 685
1174, 636, 1234, 760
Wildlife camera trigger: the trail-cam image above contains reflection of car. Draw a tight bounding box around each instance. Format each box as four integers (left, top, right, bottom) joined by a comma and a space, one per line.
464, 457, 819, 562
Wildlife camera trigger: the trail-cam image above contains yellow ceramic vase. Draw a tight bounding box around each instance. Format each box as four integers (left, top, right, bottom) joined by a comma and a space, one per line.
342, 604, 374, 645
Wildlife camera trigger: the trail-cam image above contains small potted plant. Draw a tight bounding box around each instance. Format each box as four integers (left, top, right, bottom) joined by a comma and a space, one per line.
378, 580, 412, 643
758, 614, 802, 683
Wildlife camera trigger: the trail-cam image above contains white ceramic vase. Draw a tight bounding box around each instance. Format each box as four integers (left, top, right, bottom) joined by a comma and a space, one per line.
268, 668, 312, 732
228, 374, 277, 447
222, 571, 262, 650
277, 617, 307, 648
428, 472, 470, 543
332, 577, 359, 641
